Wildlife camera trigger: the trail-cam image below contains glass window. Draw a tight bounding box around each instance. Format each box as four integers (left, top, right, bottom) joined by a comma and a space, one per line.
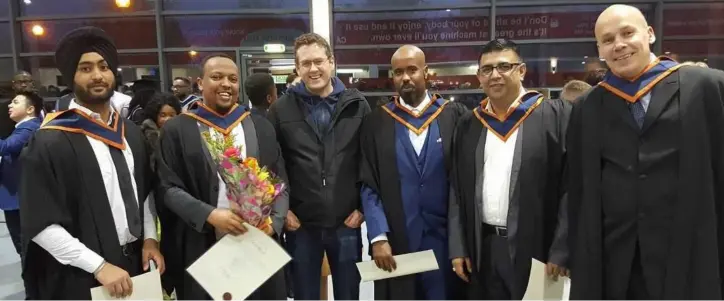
20, 17, 158, 53
0, 58, 17, 99
334, 9, 490, 46
163, 0, 308, 11
663, 2, 724, 37
0, 23, 11, 53
18, 0, 154, 16
118, 53, 160, 86
164, 15, 309, 48
166, 51, 236, 84
662, 40, 724, 69
333, 0, 489, 9
494, 4, 653, 40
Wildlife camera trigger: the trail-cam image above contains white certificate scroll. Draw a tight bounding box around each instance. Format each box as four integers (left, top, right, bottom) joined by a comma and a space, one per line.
356, 249, 439, 282
90, 269, 163, 300
523, 258, 567, 300
186, 223, 291, 300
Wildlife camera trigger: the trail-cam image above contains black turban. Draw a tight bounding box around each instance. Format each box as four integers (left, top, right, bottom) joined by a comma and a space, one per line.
54, 26, 118, 87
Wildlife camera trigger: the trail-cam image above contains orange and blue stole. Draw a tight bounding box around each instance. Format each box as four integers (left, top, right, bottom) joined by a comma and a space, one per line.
183, 101, 250, 136
473, 91, 544, 142
599, 56, 689, 103
381, 94, 449, 135
41, 109, 126, 149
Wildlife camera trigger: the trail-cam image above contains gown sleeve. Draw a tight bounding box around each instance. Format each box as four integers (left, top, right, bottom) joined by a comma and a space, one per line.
156, 120, 215, 233
448, 113, 469, 259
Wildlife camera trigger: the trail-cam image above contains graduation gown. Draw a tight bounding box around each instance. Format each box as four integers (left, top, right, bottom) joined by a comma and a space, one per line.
156, 103, 288, 300
359, 94, 467, 300
568, 58, 724, 299
19, 110, 153, 300
449, 92, 570, 299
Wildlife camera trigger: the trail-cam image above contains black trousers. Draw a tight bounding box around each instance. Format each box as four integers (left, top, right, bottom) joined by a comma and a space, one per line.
474, 230, 516, 300
626, 244, 650, 299
118, 240, 143, 277
3, 209, 21, 255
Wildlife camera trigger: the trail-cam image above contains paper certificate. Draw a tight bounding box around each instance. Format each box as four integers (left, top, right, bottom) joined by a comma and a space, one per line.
187, 223, 291, 300
90, 269, 163, 300
356, 249, 439, 282
523, 258, 567, 300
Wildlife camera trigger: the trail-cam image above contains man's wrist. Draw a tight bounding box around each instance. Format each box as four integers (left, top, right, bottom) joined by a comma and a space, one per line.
93, 260, 107, 278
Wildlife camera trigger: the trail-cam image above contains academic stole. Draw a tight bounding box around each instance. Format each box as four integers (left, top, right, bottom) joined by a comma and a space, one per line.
42, 109, 126, 149
473, 91, 544, 142
381, 94, 449, 135
599, 56, 691, 104
183, 101, 250, 136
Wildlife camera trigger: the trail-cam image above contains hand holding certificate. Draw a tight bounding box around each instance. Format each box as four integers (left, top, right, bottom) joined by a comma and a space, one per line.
356, 249, 439, 282
187, 222, 291, 300
90, 269, 163, 300
523, 258, 568, 300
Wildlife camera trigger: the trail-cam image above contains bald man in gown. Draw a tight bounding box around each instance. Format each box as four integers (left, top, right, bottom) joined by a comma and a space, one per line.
568, 4, 724, 299
359, 45, 467, 300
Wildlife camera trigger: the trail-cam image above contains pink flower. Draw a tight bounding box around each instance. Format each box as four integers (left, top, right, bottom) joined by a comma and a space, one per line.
224, 147, 240, 159
220, 158, 233, 170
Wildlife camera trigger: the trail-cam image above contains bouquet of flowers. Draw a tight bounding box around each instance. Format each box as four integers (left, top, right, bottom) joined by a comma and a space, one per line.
202, 131, 286, 230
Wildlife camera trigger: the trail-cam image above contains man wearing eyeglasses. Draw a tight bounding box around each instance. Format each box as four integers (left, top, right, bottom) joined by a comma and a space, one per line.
267, 33, 371, 300
448, 38, 571, 299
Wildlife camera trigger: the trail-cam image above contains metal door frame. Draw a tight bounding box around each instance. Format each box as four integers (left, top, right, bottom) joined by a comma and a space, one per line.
236, 50, 295, 105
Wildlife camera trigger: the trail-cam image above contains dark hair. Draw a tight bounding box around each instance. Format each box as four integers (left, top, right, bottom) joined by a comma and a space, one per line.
15, 91, 44, 117
173, 77, 191, 85
245, 73, 275, 108
128, 89, 157, 119
478, 38, 521, 64
294, 33, 333, 61
144, 92, 181, 122
200, 53, 235, 75
286, 73, 297, 84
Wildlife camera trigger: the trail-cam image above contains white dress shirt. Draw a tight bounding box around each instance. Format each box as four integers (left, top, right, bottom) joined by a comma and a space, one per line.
205, 123, 247, 211
371, 93, 432, 244
32, 100, 158, 274
111, 91, 132, 119
481, 88, 527, 227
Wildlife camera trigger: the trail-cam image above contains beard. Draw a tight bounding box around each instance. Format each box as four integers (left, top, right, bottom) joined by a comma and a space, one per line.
74, 83, 113, 105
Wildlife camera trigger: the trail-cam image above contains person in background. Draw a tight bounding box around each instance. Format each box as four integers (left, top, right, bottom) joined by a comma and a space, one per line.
583, 58, 607, 86
267, 33, 371, 300
0, 91, 44, 256
568, 5, 724, 299
172, 77, 199, 111
19, 26, 163, 299
449, 38, 570, 299
245, 73, 278, 116
140, 92, 181, 164
561, 80, 592, 103
359, 45, 467, 299
284, 72, 298, 95
156, 53, 289, 300
127, 78, 161, 123
0, 71, 36, 140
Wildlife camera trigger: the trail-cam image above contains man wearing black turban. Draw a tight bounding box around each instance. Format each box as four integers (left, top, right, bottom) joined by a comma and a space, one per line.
19, 26, 165, 299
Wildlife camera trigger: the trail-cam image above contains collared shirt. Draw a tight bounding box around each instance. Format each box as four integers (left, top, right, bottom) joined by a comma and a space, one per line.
481, 87, 526, 227
15, 116, 36, 128
32, 100, 158, 274
638, 53, 658, 112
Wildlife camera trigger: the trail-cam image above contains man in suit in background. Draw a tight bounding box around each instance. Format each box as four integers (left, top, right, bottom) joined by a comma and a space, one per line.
245, 73, 278, 116
0, 71, 35, 139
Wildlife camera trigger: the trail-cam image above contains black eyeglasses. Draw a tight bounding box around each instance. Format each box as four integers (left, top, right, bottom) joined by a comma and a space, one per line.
478, 62, 522, 76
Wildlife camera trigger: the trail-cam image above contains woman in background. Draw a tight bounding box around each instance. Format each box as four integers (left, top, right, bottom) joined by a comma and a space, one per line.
141, 92, 181, 161
0, 91, 44, 255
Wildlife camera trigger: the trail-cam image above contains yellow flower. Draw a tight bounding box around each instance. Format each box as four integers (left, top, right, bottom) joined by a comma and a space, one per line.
258, 171, 270, 181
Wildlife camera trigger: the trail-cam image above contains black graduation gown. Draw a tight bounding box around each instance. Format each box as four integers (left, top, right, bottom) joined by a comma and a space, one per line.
156, 112, 287, 300
568, 66, 724, 299
359, 98, 467, 300
451, 97, 570, 299
19, 118, 153, 300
